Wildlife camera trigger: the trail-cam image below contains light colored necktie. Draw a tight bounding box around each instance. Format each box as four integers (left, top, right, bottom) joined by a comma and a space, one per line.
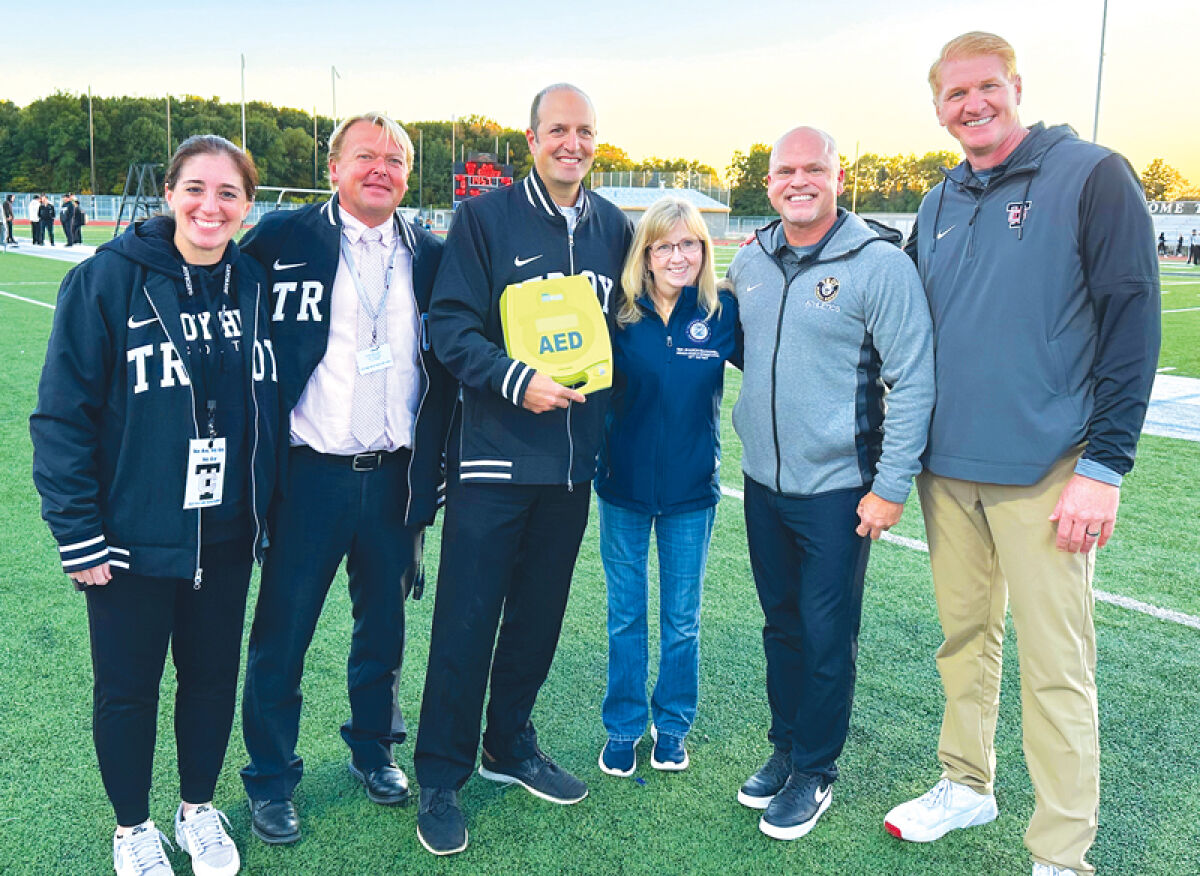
350, 229, 388, 448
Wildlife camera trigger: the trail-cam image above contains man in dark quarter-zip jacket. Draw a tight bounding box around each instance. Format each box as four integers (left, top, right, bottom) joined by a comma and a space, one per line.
882, 33, 1159, 876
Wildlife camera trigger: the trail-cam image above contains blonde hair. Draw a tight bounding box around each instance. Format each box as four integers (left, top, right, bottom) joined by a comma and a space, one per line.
619, 198, 719, 327
928, 31, 1018, 96
328, 111, 414, 170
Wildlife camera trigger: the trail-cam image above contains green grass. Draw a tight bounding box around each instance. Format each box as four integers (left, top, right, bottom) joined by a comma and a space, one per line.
2, 248, 1199, 874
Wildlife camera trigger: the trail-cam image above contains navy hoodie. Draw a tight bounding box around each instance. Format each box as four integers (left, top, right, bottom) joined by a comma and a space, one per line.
30, 217, 279, 584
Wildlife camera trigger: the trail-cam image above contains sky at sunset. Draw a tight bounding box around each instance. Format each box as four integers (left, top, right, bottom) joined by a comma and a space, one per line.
5, 0, 1197, 186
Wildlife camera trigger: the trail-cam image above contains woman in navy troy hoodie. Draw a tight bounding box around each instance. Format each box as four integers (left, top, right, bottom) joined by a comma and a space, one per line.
594, 198, 742, 778
30, 135, 277, 876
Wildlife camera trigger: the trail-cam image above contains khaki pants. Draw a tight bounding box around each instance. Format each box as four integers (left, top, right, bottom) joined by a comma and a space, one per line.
918, 451, 1098, 874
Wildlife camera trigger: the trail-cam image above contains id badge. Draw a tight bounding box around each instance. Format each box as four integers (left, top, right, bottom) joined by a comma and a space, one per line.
357, 343, 394, 375
183, 437, 226, 509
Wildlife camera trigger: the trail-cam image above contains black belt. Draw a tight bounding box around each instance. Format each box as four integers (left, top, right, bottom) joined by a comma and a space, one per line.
291, 445, 410, 472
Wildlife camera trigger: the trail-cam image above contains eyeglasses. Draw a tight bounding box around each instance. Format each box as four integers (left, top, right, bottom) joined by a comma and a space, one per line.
649, 238, 703, 258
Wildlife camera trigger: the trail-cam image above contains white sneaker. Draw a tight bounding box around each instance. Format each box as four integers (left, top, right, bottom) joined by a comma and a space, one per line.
883, 777, 998, 842
113, 821, 174, 876
174, 803, 240, 876
1033, 864, 1079, 876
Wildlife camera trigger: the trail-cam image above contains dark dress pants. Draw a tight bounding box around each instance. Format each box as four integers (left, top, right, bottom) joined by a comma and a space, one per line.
241, 447, 421, 802
414, 479, 590, 790
743, 477, 871, 784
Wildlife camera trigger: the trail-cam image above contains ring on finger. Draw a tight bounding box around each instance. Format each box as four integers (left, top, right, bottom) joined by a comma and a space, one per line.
1085, 529, 1100, 537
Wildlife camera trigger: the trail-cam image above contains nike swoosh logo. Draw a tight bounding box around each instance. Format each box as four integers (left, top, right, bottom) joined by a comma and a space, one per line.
746, 283, 763, 293
127, 316, 158, 329
936, 225, 956, 240
514, 254, 543, 268
273, 259, 306, 271
814, 784, 831, 804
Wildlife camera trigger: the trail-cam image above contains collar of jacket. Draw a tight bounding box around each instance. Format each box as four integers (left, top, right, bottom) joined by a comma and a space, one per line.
633, 284, 700, 322
318, 191, 418, 254
755, 208, 851, 262
941, 122, 1075, 191
521, 167, 593, 224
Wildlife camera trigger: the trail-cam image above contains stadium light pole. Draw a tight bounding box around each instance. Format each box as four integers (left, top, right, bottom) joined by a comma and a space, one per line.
240, 54, 247, 149
331, 66, 341, 125
88, 87, 97, 204
313, 107, 319, 188
1092, 0, 1109, 142
166, 95, 172, 161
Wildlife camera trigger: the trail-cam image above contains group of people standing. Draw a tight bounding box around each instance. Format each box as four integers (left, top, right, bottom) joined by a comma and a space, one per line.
30, 29, 1159, 876
11, 192, 85, 245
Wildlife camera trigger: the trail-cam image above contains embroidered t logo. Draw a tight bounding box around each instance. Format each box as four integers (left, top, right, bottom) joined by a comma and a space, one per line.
1006, 200, 1032, 230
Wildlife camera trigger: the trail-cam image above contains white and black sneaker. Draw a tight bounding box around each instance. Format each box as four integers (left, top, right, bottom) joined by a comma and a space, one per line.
174, 803, 240, 875
758, 772, 832, 841
113, 821, 175, 876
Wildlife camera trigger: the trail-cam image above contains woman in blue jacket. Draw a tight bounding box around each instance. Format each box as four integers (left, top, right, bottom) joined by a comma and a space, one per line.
595, 198, 741, 776
30, 135, 277, 876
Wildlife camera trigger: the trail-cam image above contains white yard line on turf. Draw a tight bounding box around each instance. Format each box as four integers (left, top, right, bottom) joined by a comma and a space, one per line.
717, 485, 1200, 631
0, 290, 55, 310
1163, 307, 1200, 314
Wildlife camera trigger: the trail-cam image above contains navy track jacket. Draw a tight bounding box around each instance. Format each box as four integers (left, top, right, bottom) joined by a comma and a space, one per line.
430, 169, 633, 486
239, 195, 449, 527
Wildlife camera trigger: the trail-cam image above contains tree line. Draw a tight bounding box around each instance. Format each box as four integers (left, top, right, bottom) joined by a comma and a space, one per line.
2, 93, 1193, 212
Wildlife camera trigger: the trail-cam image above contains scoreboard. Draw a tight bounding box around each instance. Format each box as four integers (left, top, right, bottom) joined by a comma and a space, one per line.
453, 152, 515, 207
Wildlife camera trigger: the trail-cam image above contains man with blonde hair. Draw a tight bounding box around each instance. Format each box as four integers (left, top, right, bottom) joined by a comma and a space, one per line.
239, 111, 449, 845
883, 32, 1159, 876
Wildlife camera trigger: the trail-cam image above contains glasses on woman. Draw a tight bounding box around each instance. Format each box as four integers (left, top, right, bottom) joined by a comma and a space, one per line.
649, 238, 703, 259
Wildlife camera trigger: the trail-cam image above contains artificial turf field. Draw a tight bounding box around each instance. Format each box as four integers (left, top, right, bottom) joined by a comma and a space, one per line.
1, 246, 1198, 875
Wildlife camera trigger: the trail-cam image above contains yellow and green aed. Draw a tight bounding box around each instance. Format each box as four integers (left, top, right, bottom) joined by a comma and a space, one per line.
500, 275, 612, 395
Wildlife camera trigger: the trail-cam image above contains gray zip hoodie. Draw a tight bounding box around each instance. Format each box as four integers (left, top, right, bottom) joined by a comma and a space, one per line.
728, 210, 934, 503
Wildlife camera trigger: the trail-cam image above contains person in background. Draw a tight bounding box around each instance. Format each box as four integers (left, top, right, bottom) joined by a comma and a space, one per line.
594, 197, 740, 778
39, 194, 56, 246
60, 194, 77, 247
30, 134, 278, 876
3, 194, 16, 244
28, 195, 43, 244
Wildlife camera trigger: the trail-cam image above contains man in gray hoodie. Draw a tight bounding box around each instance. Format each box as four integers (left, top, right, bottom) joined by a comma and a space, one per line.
728, 126, 934, 842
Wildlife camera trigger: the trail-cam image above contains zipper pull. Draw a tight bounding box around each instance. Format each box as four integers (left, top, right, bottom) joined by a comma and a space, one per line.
666, 335, 673, 348
193, 567, 203, 590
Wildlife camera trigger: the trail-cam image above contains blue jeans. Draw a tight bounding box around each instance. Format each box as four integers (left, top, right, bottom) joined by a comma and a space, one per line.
598, 498, 717, 743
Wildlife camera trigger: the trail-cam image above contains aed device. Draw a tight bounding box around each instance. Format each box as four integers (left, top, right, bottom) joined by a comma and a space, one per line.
500, 275, 612, 395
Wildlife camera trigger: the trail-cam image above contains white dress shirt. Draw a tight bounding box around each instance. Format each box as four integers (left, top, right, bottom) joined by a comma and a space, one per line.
290, 208, 422, 453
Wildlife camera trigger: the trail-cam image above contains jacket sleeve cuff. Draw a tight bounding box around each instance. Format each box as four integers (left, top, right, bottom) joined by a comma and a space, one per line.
499, 359, 535, 407
57, 533, 110, 573
870, 475, 912, 506
1074, 457, 1123, 488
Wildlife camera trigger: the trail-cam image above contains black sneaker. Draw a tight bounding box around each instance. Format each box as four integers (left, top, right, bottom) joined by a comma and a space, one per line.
416, 787, 468, 856
759, 772, 832, 840
737, 749, 791, 809
478, 745, 588, 804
